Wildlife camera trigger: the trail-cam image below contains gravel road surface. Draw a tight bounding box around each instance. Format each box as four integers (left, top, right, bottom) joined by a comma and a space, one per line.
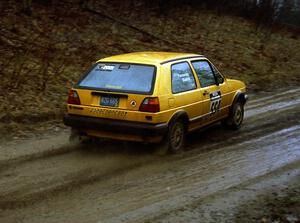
0, 88, 300, 223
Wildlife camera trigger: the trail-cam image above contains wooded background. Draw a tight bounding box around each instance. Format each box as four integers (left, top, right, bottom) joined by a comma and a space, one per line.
17, 0, 300, 27
0, 0, 299, 138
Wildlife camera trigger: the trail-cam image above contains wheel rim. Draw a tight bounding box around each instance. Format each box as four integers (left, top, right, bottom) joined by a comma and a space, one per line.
170, 122, 184, 150
234, 104, 243, 125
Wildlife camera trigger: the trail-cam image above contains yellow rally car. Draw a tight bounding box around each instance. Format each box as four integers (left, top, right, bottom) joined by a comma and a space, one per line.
63, 52, 247, 153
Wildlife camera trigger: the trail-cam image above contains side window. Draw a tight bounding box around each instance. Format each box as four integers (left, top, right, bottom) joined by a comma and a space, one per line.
191, 61, 216, 87
171, 62, 196, 93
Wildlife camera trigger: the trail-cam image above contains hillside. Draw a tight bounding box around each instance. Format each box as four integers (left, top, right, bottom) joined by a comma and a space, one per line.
0, 0, 300, 139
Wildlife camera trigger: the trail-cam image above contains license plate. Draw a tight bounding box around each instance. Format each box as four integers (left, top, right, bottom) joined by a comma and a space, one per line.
100, 96, 119, 107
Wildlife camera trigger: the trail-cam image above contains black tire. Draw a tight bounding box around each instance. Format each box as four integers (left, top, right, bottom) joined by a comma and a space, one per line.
69, 128, 92, 144
157, 119, 186, 155
169, 120, 186, 153
223, 102, 244, 130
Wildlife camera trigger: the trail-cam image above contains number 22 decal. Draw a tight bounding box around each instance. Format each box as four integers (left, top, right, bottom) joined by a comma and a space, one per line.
210, 91, 221, 114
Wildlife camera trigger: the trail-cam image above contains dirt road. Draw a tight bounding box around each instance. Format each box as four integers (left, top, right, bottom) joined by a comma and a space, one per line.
0, 88, 300, 223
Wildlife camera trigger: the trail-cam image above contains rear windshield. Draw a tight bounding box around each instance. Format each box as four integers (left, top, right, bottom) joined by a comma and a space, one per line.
77, 63, 156, 94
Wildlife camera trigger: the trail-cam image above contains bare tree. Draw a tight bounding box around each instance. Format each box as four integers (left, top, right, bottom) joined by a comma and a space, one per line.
22, 0, 32, 15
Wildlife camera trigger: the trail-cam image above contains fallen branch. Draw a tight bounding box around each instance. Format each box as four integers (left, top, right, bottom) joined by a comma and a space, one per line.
84, 3, 192, 52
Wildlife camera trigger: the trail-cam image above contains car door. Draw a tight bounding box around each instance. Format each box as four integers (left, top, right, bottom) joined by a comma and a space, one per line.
190, 60, 230, 123
170, 61, 203, 122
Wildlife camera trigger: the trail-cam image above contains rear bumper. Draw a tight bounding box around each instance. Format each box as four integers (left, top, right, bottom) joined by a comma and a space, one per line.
63, 114, 168, 137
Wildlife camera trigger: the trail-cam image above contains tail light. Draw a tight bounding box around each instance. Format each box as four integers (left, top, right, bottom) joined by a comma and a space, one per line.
67, 90, 81, 105
139, 97, 160, 113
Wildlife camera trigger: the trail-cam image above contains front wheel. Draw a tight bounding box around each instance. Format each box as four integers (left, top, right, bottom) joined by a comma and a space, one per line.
223, 102, 244, 130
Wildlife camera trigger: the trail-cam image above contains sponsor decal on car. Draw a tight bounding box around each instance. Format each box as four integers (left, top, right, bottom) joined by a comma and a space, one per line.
210, 90, 221, 114
130, 100, 137, 107
90, 108, 127, 118
104, 84, 122, 89
97, 64, 115, 71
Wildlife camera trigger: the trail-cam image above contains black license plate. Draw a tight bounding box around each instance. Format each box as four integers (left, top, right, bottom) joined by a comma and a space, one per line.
100, 96, 119, 107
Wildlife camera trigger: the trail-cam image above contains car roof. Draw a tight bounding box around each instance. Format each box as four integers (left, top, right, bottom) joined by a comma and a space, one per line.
97, 52, 203, 65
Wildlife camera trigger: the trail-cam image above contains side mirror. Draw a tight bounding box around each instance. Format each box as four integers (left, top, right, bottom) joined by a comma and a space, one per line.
217, 76, 224, 85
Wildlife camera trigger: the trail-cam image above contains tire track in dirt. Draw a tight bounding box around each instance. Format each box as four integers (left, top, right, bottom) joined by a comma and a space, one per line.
2, 120, 298, 223
0, 88, 299, 217
1, 87, 299, 168
246, 88, 300, 108
148, 160, 300, 223
97, 126, 300, 223
0, 132, 74, 169
0, 150, 154, 210
246, 97, 300, 118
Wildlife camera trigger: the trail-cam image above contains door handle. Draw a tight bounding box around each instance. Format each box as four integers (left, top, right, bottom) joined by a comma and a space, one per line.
203, 90, 209, 96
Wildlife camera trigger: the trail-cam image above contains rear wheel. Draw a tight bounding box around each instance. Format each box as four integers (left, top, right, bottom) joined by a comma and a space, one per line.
69, 128, 92, 144
169, 121, 186, 152
156, 119, 186, 155
223, 102, 244, 130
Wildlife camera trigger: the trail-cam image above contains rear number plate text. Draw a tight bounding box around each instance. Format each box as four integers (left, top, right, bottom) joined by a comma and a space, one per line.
100, 96, 119, 107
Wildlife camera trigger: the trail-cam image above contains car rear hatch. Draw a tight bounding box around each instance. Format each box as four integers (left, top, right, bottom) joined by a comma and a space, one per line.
73, 62, 157, 112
